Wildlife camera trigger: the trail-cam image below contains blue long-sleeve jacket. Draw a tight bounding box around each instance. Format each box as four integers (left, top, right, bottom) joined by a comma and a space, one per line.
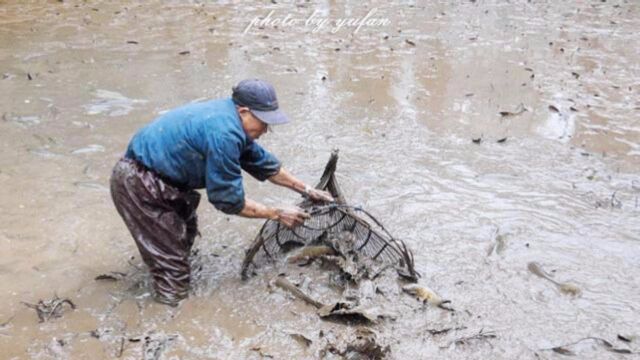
125, 98, 281, 214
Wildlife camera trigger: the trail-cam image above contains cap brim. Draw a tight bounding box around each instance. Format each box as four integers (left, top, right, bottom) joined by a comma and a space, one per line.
251, 108, 289, 125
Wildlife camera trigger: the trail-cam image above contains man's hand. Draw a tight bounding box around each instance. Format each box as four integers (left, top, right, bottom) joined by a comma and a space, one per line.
273, 206, 310, 228
268, 168, 334, 203
304, 185, 334, 203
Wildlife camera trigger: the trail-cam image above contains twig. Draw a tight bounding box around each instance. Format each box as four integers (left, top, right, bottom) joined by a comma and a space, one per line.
274, 277, 325, 309
0, 315, 15, 328
442, 328, 497, 348
425, 326, 466, 336
611, 191, 622, 209
116, 336, 125, 357
46, 298, 76, 322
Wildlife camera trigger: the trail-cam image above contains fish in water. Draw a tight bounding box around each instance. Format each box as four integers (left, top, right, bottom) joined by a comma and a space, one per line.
287, 245, 336, 263
402, 284, 448, 307
527, 262, 581, 296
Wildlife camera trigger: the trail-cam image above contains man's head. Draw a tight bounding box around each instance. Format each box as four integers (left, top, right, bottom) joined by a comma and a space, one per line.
232, 79, 289, 140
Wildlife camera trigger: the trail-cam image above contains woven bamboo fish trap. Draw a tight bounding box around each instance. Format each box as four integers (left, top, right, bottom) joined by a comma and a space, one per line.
241, 150, 419, 281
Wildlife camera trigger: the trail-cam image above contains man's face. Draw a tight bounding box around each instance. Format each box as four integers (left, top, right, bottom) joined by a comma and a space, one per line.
238, 107, 269, 140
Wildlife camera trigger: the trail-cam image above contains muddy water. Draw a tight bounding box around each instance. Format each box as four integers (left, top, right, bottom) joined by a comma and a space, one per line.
0, 1, 639, 359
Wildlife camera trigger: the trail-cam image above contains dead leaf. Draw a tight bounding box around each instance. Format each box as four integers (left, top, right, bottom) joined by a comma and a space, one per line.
95, 272, 126, 281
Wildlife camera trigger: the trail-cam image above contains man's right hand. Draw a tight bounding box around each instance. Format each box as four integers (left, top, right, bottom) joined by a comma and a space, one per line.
273, 206, 310, 228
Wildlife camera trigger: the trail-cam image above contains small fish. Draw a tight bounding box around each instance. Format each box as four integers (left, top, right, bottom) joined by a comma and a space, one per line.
287, 245, 336, 263
402, 284, 446, 307
527, 262, 581, 296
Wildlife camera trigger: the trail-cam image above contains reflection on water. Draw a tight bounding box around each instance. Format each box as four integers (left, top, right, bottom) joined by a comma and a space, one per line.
83, 89, 147, 117
0, 1, 639, 359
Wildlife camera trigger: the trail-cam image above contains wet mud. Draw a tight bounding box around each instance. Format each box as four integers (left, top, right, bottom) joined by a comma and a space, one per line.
1, 1, 639, 359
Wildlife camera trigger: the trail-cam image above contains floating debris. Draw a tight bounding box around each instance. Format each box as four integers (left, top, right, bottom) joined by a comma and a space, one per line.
425, 326, 467, 336
95, 271, 127, 281
322, 327, 390, 359
405, 39, 416, 46
528, 262, 581, 296
289, 333, 312, 348
22, 296, 76, 322
140, 331, 177, 360
445, 328, 497, 348
0, 315, 14, 330
499, 103, 527, 117
250, 346, 273, 358
617, 334, 636, 343
487, 229, 507, 255
552, 346, 575, 356
317, 301, 380, 324
542, 337, 633, 356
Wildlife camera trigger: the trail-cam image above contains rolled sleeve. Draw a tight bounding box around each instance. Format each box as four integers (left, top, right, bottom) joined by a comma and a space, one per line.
240, 141, 281, 181
206, 135, 246, 214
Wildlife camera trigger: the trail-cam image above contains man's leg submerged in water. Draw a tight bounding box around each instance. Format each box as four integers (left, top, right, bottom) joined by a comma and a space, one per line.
110, 159, 201, 306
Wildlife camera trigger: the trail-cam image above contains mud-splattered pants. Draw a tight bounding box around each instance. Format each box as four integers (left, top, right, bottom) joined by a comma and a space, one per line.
110, 158, 200, 305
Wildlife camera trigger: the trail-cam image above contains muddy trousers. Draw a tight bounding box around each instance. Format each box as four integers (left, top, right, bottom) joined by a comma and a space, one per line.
110, 158, 201, 305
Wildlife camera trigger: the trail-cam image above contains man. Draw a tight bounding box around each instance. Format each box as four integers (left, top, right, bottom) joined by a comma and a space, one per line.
110, 79, 333, 306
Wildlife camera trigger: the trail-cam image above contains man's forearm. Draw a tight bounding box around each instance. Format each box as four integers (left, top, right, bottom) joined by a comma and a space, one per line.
236, 197, 310, 228
268, 167, 307, 194
238, 198, 278, 220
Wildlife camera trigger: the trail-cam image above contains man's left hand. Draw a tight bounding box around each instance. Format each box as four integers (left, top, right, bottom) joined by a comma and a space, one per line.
304, 185, 334, 203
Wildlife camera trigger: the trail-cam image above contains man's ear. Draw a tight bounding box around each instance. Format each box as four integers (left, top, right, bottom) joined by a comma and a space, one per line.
236, 106, 251, 114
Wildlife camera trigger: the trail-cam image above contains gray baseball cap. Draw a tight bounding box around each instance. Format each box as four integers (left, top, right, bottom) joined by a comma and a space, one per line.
231, 79, 289, 125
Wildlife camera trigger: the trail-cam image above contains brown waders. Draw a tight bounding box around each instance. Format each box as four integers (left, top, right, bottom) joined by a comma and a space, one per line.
110, 158, 201, 306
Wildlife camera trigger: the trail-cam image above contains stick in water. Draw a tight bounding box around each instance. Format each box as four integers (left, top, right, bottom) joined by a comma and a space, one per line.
274, 277, 326, 309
